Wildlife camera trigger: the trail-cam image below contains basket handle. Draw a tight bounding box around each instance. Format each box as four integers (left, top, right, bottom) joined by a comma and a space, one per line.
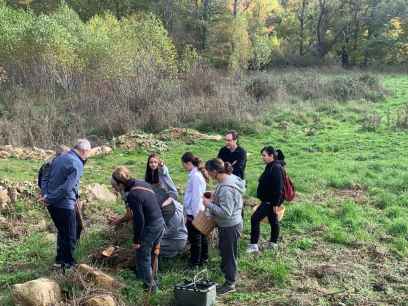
193, 269, 209, 287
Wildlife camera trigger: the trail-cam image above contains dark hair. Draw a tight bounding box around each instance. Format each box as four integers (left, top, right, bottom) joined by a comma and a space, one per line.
181, 152, 209, 182
261, 146, 285, 162
276, 149, 285, 161
145, 153, 160, 185
205, 158, 233, 175
225, 130, 238, 140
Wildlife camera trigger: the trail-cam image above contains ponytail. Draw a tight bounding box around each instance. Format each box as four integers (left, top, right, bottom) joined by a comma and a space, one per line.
276, 149, 285, 161
182, 152, 209, 182
205, 158, 233, 175
261, 146, 286, 163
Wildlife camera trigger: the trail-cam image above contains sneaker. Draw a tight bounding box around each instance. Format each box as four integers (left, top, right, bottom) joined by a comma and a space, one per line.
246, 244, 259, 254
62, 263, 76, 273
267, 242, 278, 250
216, 282, 236, 295
52, 263, 63, 269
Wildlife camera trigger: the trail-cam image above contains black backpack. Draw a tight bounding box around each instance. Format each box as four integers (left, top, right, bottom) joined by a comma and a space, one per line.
37, 160, 53, 192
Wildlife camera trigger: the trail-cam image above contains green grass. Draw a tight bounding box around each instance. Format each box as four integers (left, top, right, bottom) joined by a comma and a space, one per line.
1, 73, 408, 305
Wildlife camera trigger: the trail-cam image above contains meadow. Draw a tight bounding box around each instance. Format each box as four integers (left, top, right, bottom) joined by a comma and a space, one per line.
0, 74, 408, 305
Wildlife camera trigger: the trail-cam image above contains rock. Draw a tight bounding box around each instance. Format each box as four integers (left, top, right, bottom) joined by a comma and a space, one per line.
0, 145, 53, 160
84, 295, 116, 306
77, 264, 119, 290
115, 131, 168, 152
309, 264, 341, 279
12, 278, 62, 306
35, 219, 48, 231
0, 187, 10, 210
158, 128, 222, 142
85, 184, 117, 203
89, 146, 113, 158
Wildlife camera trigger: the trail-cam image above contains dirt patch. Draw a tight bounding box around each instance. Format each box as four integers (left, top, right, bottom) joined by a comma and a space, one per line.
309, 187, 368, 205
332, 186, 368, 204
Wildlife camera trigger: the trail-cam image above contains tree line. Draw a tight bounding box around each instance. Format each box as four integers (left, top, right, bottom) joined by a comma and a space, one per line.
2, 0, 408, 70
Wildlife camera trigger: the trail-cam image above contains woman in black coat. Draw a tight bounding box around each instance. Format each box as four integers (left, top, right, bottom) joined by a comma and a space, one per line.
247, 146, 285, 253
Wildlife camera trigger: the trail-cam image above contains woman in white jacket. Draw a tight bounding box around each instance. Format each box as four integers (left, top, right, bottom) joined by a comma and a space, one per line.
181, 152, 209, 267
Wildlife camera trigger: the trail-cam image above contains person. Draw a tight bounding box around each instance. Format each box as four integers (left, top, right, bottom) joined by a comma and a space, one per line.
181, 152, 209, 267
217, 130, 247, 180
153, 186, 188, 258
203, 158, 245, 295
41, 139, 92, 269
111, 166, 165, 292
145, 153, 178, 200
246, 146, 285, 254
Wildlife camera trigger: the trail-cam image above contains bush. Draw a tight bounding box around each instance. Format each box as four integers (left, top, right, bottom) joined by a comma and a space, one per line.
387, 218, 408, 237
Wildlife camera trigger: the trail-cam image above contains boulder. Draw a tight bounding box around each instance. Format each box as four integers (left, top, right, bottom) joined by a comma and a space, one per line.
84, 295, 116, 306
77, 264, 119, 290
0, 187, 10, 210
12, 278, 62, 306
85, 184, 117, 203
89, 146, 113, 158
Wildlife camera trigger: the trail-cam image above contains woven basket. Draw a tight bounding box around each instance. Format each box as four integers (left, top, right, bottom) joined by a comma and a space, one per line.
192, 210, 216, 236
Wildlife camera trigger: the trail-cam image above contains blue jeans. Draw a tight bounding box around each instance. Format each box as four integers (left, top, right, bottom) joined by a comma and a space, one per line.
136, 219, 165, 289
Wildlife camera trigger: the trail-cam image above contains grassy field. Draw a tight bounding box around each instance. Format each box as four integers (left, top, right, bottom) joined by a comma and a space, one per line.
1, 74, 408, 305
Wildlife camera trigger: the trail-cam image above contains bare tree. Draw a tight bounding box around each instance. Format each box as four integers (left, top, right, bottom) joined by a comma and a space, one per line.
297, 0, 308, 56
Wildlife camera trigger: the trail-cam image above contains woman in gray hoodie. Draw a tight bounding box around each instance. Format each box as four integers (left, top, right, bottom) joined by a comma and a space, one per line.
203, 158, 245, 295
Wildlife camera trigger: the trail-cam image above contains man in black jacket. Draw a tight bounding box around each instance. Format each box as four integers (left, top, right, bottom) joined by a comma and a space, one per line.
217, 131, 247, 180
247, 146, 284, 253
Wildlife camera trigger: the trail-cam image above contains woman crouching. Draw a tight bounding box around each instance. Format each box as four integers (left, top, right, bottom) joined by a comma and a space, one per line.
111, 166, 165, 292
203, 158, 245, 295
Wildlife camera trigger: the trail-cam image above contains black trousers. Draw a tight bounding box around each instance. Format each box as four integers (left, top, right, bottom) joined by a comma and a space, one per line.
219, 223, 242, 284
47, 206, 77, 266
186, 217, 208, 265
250, 202, 279, 244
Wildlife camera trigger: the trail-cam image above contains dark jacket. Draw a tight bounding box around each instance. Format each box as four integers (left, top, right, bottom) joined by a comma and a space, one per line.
125, 179, 164, 244
256, 160, 284, 206
44, 150, 84, 210
217, 146, 247, 179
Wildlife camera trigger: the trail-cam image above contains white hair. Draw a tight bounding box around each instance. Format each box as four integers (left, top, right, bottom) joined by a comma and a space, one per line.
74, 139, 91, 151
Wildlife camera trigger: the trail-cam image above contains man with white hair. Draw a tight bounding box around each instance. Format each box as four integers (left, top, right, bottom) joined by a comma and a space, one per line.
42, 139, 91, 269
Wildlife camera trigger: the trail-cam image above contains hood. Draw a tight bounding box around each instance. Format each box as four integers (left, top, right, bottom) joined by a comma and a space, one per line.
219, 174, 246, 194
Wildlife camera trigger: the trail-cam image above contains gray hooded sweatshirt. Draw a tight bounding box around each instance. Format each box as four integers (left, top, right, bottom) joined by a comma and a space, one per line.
207, 174, 245, 228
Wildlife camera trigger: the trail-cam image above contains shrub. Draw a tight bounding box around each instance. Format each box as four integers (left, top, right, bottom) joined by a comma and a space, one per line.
387, 218, 408, 237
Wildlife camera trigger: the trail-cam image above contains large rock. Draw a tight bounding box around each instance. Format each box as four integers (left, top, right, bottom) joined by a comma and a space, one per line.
0, 186, 10, 210
85, 184, 117, 203
84, 295, 116, 306
89, 146, 113, 158
12, 278, 62, 306
77, 264, 119, 290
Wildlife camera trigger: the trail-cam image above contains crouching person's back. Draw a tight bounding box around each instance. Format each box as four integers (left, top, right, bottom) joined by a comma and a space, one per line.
160, 199, 188, 258
111, 166, 165, 293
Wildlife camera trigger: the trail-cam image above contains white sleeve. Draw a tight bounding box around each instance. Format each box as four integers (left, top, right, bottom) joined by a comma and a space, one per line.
190, 174, 205, 217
